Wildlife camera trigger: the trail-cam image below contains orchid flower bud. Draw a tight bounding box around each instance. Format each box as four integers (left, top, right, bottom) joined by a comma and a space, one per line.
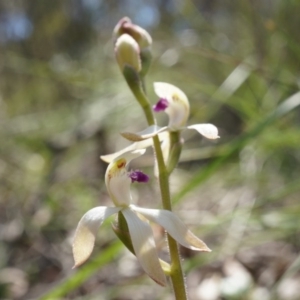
114, 17, 152, 76
115, 34, 141, 73
113, 17, 152, 51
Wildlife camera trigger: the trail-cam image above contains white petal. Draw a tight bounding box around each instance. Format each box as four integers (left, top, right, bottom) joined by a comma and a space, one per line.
100, 143, 137, 163
113, 149, 146, 162
101, 132, 171, 163
72, 206, 121, 267
122, 208, 167, 286
108, 172, 132, 206
100, 141, 152, 163
121, 125, 168, 141
187, 124, 220, 139
131, 206, 211, 252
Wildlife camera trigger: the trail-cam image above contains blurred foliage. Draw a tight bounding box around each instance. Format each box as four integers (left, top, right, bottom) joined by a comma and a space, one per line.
0, 0, 300, 299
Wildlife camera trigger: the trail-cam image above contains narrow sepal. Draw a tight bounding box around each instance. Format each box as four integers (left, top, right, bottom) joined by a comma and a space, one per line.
122, 208, 167, 286
121, 125, 168, 141
72, 207, 121, 267
187, 124, 220, 139
101, 143, 150, 163
131, 206, 211, 252
100, 133, 169, 164
112, 213, 171, 274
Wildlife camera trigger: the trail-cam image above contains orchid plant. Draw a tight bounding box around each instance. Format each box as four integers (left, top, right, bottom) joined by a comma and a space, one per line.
72, 17, 219, 300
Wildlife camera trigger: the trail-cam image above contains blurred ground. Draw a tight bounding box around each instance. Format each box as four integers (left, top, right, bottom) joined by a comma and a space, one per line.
0, 1, 300, 299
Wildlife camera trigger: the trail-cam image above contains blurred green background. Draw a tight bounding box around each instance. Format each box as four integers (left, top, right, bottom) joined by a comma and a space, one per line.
1, 1, 300, 299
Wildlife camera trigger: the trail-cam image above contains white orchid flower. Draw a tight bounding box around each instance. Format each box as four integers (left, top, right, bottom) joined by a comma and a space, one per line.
121, 82, 220, 142
73, 149, 210, 286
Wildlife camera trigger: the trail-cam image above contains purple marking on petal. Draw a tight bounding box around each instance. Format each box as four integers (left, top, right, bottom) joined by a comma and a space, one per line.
129, 170, 149, 183
153, 98, 169, 112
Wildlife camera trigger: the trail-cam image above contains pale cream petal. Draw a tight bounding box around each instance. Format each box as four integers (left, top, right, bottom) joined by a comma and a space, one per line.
101, 132, 171, 163
108, 173, 132, 206
131, 206, 211, 252
100, 144, 137, 163
121, 125, 168, 141
122, 208, 167, 286
100, 141, 152, 163
187, 124, 220, 140
72, 206, 121, 267
113, 149, 146, 162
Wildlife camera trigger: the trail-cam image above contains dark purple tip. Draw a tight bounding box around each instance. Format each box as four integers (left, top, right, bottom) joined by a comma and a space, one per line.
153, 98, 169, 112
129, 170, 149, 183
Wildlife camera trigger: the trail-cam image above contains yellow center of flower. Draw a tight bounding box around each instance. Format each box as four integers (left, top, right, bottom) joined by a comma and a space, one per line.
117, 159, 126, 169
107, 158, 127, 180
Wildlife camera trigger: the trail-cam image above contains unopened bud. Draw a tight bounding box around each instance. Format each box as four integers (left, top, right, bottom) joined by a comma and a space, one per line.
113, 17, 152, 50
115, 34, 141, 73
114, 17, 153, 77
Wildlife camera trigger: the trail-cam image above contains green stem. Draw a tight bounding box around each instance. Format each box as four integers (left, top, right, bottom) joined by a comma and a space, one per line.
124, 68, 188, 299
